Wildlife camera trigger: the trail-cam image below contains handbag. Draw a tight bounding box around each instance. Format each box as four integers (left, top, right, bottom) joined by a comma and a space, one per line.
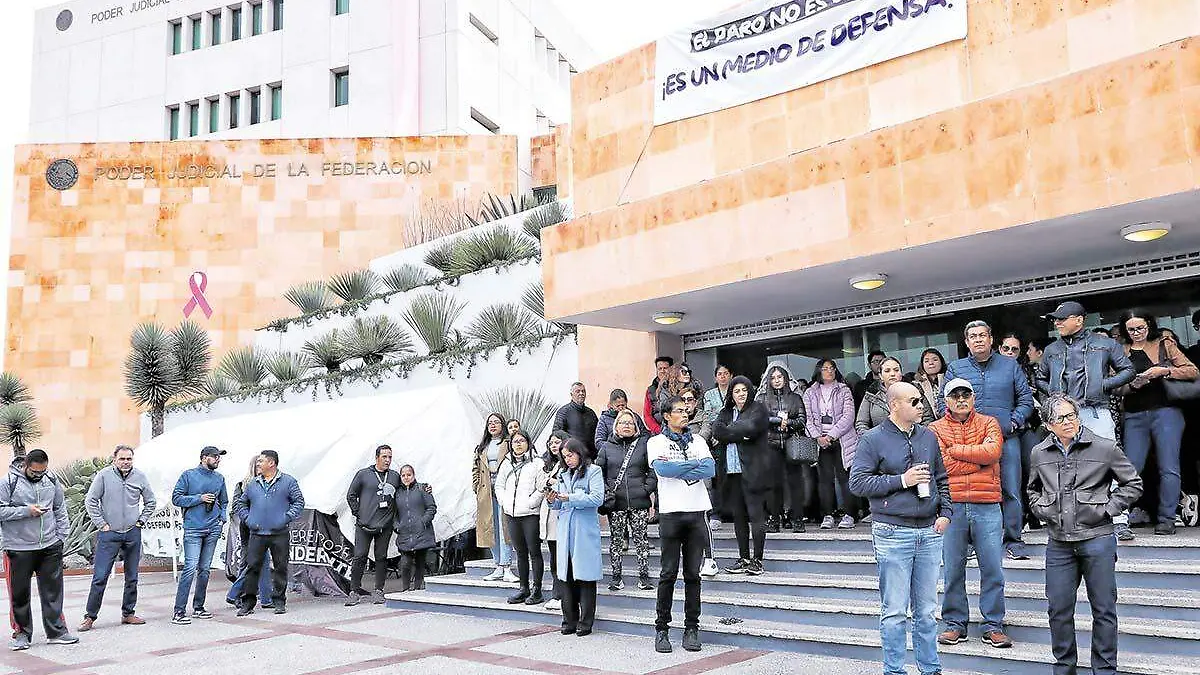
785, 433, 819, 465
599, 444, 637, 516
1164, 377, 1200, 402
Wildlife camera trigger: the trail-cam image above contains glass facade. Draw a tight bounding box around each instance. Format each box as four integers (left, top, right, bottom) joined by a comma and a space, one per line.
335, 0, 349, 15
333, 70, 349, 107
270, 85, 282, 121
171, 22, 182, 55
231, 7, 242, 40
251, 3, 263, 35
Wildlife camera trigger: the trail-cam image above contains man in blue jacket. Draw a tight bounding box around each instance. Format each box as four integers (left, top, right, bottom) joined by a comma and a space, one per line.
171, 445, 229, 625
235, 450, 305, 615
946, 320, 1035, 560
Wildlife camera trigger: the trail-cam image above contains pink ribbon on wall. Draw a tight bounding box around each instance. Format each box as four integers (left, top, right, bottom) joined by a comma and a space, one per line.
182, 271, 213, 319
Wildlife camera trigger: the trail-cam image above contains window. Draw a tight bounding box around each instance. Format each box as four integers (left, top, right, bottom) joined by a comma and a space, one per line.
334, 0, 349, 15
187, 102, 200, 137
228, 92, 240, 128
469, 14, 498, 44
333, 69, 349, 107
231, 6, 242, 40
168, 106, 180, 140
272, 0, 283, 30
208, 99, 220, 133
269, 84, 283, 120
251, 2, 263, 35
470, 107, 499, 133
249, 88, 261, 125
170, 21, 182, 55
210, 11, 222, 46
190, 16, 202, 49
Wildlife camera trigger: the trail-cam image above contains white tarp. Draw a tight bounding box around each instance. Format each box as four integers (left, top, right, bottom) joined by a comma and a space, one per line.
135, 384, 482, 565
653, 0, 967, 125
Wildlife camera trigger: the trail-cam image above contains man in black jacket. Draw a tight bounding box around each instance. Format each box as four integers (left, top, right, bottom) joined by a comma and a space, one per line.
345, 445, 402, 605
553, 382, 599, 457
1028, 394, 1142, 675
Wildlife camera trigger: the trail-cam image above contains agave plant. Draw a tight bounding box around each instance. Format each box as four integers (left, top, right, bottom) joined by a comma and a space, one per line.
403, 293, 467, 355
522, 201, 568, 241
381, 263, 435, 293
124, 321, 212, 437
284, 281, 332, 315
449, 227, 538, 276
465, 303, 542, 346
470, 387, 557, 441
423, 239, 458, 276
303, 330, 344, 373
340, 316, 415, 365
466, 191, 549, 227
0, 404, 41, 459
53, 456, 111, 561
0, 372, 34, 406
521, 281, 568, 331
265, 351, 310, 383
327, 269, 383, 303
218, 346, 268, 390
205, 372, 237, 397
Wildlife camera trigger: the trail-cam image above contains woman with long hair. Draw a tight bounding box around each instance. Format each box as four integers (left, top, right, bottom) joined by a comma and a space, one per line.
497, 430, 548, 604
472, 412, 516, 582
394, 464, 437, 591
651, 365, 688, 430
756, 362, 809, 533
856, 356, 906, 435
711, 375, 772, 575
802, 359, 861, 530
539, 431, 570, 611
549, 438, 604, 636
226, 454, 274, 608
911, 348, 946, 423
596, 408, 655, 591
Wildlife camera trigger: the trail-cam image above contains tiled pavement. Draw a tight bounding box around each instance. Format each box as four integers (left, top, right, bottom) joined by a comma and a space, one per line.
0, 572, 989, 674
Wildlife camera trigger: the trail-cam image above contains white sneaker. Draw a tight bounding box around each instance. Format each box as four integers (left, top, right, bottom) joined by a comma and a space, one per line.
544, 598, 561, 611
708, 518, 722, 531
838, 515, 856, 529
700, 558, 719, 578
1181, 494, 1199, 526
502, 568, 519, 584
820, 515, 835, 530
483, 567, 505, 581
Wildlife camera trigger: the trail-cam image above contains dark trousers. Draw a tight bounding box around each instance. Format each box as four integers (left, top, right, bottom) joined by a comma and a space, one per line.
1046, 535, 1119, 675
769, 457, 809, 519
561, 560, 596, 631
85, 527, 142, 620
7, 544, 69, 639
350, 526, 393, 593
546, 540, 562, 600
507, 514, 543, 593
240, 532, 290, 609
398, 549, 428, 590
656, 511, 706, 631
725, 473, 766, 560
817, 444, 855, 518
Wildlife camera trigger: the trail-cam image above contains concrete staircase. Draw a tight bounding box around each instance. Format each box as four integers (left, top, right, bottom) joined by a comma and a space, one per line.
386, 526, 1200, 674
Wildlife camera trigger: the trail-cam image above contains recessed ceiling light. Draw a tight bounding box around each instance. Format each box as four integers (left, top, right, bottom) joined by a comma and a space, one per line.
849, 274, 888, 291
1120, 222, 1171, 242
652, 311, 685, 326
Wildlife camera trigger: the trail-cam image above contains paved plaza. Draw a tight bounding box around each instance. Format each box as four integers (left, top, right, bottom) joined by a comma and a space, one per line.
0, 571, 998, 675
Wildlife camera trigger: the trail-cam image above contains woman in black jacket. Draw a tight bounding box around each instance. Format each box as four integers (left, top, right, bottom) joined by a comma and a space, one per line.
393, 464, 437, 592
596, 409, 656, 592
711, 375, 772, 575
757, 363, 811, 533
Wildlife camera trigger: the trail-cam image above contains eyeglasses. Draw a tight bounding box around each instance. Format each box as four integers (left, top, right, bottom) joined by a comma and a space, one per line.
1126, 325, 1148, 333
998, 345, 1019, 354
681, 396, 696, 402
1051, 412, 1079, 424
669, 408, 688, 415
947, 391, 972, 401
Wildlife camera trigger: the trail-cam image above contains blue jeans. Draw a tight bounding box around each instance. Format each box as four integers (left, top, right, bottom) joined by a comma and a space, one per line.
941, 503, 1005, 633
1079, 406, 1116, 440
872, 522, 943, 675
174, 528, 220, 615
85, 527, 142, 620
1123, 406, 1185, 525
1046, 535, 1118, 675
999, 436, 1024, 549
226, 550, 273, 606
490, 491, 512, 566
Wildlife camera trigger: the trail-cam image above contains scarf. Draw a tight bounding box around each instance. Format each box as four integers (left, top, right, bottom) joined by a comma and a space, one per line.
661, 426, 694, 449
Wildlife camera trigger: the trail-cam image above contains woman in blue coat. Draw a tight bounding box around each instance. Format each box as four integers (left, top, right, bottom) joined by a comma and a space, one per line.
548, 438, 604, 636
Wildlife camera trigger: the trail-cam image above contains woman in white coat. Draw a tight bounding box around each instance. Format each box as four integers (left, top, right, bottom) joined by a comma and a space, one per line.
497, 429, 549, 605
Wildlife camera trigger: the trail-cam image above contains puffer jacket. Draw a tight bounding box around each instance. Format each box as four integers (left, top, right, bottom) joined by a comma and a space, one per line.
594, 408, 649, 447
929, 409, 1003, 504
393, 481, 437, 551
855, 384, 890, 435
802, 382, 860, 469
757, 368, 807, 450
496, 453, 548, 518
1036, 330, 1135, 407
596, 432, 657, 511
945, 352, 1034, 437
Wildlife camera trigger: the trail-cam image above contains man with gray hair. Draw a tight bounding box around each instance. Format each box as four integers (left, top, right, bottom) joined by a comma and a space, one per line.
1028, 393, 1142, 675
946, 319, 1035, 560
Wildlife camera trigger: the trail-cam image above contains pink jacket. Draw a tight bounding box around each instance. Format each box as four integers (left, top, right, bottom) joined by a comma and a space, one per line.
803, 381, 860, 469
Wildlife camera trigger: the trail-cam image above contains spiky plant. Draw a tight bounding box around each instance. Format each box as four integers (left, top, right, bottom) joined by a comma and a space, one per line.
470, 387, 557, 441
0, 372, 34, 406
522, 201, 568, 241
465, 303, 542, 346
403, 293, 467, 355
449, 227, 538, 276
0, 404, 41, 459
340, 316, 415, 366
218, 346, 268, 390
124, 321, 213, 437
284, 281, 333, 315
423, 239, 458, 276
466, 191, 549, 226
53, 456, 111, 561
205, 372, 236, 397
521, 280, 568, 331
381, 263, 435, 293
327, 269, 383, 303
303, 330, 344, 373
265, 351, 310, 383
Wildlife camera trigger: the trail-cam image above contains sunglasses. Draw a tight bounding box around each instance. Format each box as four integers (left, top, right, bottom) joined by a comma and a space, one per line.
681, 396, 697, 402
947, 391, 973, 401
909, 397, 924, 407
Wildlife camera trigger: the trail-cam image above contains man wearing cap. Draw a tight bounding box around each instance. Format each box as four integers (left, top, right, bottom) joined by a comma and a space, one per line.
929, 379, 1012, 649
946, 320, 1035, 560
170, 446, 229, 625
235, 450, 305, 616
1035, 301, 1134, 442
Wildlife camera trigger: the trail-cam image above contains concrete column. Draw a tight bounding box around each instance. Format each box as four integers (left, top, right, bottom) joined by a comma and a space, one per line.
577, 326, 683, 412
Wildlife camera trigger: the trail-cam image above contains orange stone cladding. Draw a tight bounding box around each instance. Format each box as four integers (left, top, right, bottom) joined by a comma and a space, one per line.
8, 136, 517, 462
531, 133, 557, 188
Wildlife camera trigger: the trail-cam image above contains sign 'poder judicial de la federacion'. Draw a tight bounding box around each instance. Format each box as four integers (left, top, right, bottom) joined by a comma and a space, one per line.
92, 158, 436, 182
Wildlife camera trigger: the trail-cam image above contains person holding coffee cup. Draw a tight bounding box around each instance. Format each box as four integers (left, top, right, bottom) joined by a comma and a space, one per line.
850, 381, 952, 675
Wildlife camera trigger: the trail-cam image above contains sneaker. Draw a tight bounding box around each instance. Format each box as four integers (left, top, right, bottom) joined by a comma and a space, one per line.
781, 514, 793, 530
938, 628, 967, 645
9, 634, 29, 651
192, 609, 213, 620
708, 518, 722, 531
745, 559, 765, 576
502, 568, 520, 584
655, 629, 673, 653
273, 606, 287, 615
1114, 523, 1136, 541
820, 515, 835, 530
724, 558, 751, 574
345, 591, 361, 606
700, 558, 719, 578
171, 613, 192, 625
638, 576, 654, 591
860, 513, 873, 523
483, 567, 506, 581
766, 516, 780, 533
682, 627, 702, 652
78, 617, 94, 632
1155, 522, 1177, 535
1005, 547, 1029, 561
982, 630, 1013, 648
792, 520, 806, 533
47, 634, 79, 645
543, 598, 561, 611
1181, 493, 1199, 526
121, 615, 146, 625
235, 605, 254, 617
608, 578, 625, 592
372, 589, 386, 604
1129, 507, 1151, 526
838, 514, 855, 529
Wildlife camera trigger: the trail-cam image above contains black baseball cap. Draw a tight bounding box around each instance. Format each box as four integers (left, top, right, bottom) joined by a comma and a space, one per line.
1044, 301, 1086, 321
200, 445, 227, 457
